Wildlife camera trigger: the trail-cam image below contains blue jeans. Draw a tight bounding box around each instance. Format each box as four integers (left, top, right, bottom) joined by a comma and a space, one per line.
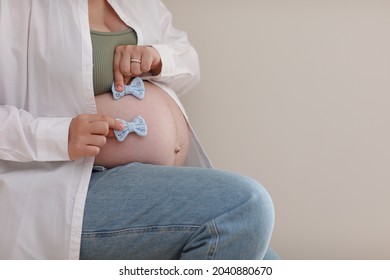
79, 163, 277, 260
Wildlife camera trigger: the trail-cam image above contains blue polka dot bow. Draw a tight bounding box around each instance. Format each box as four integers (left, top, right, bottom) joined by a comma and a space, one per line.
111, 77, 145, 100
114, 116, 148, 142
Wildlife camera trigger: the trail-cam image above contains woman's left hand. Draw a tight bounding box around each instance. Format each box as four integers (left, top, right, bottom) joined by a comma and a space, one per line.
113, 45, 162, 92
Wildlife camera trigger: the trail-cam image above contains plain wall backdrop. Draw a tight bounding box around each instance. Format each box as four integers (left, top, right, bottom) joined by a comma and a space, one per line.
164, 0, 390, 259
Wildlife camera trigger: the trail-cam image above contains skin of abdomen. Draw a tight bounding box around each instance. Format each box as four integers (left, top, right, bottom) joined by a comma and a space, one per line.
94, 81, 189, 168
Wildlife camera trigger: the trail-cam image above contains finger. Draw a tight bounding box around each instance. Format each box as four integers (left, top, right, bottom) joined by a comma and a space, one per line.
70, 143, 101, 160
147, 46, 162, 75
101, 115, 125, 132
129, 57, 142, 76
87, 134, 107, 147
119, 49, 132, 77
84, 145, 101, 157
140, 54, 152, 73
87, 114, 125, 132
113, 48, 125, 92
79, 114, 111, 124
88, 121, 109, 136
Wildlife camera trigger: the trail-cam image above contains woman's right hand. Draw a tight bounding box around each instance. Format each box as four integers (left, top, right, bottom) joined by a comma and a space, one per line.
68, 114, 124, 160
113, 45, 162, 92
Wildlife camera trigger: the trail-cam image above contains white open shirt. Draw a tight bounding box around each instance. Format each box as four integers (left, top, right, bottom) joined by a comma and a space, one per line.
0, 0, 211, 259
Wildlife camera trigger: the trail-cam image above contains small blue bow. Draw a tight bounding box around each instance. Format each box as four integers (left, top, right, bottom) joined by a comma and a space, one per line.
114, 116, 148, 142
111, 77, 145, 100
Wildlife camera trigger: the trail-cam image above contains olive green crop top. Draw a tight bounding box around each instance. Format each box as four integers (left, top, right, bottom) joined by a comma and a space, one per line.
90, 28, 138, 95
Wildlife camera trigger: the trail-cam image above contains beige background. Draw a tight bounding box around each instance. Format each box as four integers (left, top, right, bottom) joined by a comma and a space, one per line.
164, 0, 390, 259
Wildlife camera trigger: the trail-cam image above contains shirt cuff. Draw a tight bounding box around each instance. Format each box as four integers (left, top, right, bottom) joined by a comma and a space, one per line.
36, 117, 72, 161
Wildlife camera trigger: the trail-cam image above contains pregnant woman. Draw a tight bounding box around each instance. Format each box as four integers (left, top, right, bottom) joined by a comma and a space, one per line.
90, 1, 189, 167
0, 0, 276, 260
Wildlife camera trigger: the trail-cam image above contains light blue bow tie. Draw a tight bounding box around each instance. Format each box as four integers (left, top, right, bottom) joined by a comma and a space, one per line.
114, 116, 148, 142
111, 77, 145, 100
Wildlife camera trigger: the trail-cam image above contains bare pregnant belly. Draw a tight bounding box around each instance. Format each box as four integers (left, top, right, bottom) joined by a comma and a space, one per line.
94, 81, 189, 168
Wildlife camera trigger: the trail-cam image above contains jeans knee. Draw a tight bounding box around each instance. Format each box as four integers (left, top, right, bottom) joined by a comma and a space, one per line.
206, 174, 275, 259
240, 176, 275, 235
216, 172, 275, 231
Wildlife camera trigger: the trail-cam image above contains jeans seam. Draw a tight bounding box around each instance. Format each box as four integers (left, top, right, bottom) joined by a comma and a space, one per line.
207, 219, 220, 260
82, 225, 200, 239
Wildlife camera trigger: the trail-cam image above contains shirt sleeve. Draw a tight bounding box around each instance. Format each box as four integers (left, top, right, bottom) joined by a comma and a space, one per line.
0, 105, 72, 162
147, 0, 201, 97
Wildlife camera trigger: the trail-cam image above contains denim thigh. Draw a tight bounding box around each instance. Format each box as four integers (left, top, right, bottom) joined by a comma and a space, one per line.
79, 163, 275, 260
